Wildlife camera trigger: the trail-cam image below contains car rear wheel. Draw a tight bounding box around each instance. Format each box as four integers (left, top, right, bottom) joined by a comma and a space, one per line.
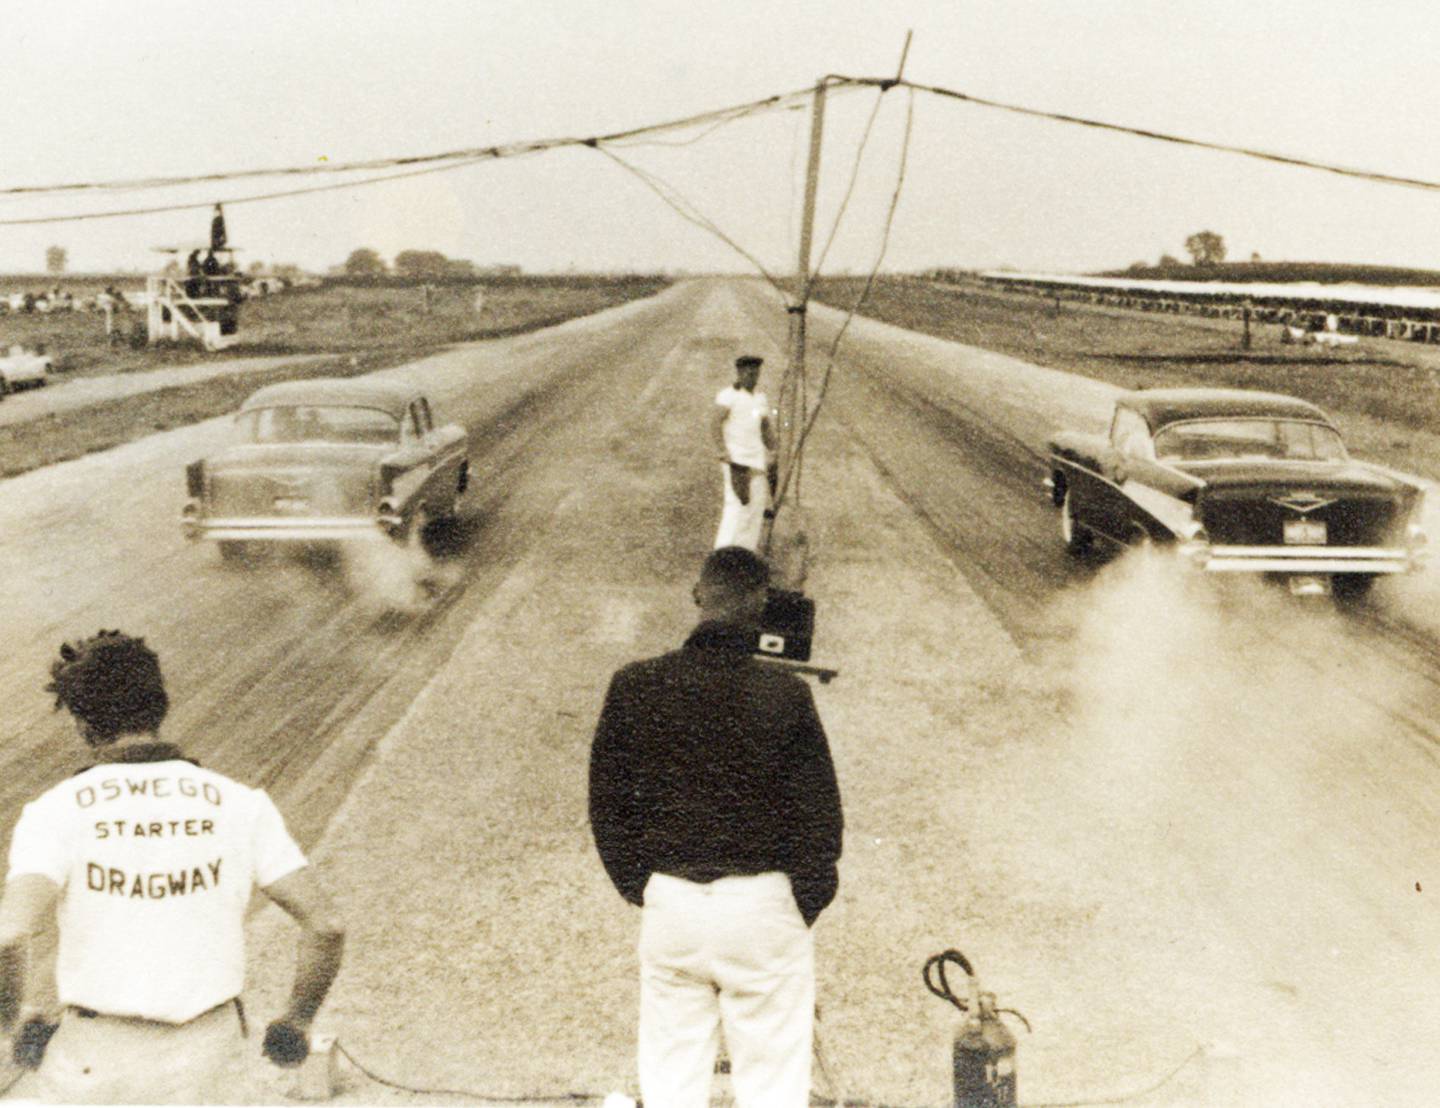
1061, 488, 1092, 556
1332, 573, 1376, 603
399, 505, 433, 552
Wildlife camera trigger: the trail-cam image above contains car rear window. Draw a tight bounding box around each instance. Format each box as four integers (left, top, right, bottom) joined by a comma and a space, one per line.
1154, 419, 1347, 463
239, 406, 400, 446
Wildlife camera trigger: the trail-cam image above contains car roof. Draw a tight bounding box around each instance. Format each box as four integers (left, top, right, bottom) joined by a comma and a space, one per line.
1121, 388, 1332, 428
240, 378, 418, 419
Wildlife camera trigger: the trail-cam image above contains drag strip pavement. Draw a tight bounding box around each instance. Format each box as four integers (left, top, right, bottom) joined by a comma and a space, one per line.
754, 287, 1440, 1103
0, 281, 713, 860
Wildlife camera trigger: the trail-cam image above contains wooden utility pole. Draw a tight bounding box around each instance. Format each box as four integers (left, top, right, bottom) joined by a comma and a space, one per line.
769, 77, 828, 544
764, 31, 912, 560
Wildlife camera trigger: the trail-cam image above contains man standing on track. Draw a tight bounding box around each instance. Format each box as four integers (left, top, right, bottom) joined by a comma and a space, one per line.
589, 547, 843, 1107
0, 630, 345, 1104
711, 354, 776, 552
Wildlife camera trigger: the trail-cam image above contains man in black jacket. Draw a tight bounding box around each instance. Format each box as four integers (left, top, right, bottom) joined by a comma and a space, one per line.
589, 547, 842, 1108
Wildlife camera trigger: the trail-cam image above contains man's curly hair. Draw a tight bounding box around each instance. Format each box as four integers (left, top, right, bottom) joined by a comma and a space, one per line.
46, 630, 169, 744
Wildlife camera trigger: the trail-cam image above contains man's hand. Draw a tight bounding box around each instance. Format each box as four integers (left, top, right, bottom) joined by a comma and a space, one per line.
728, 464, 752, 506
262, 1019, 310, 1067
11, 1015, 57, 1069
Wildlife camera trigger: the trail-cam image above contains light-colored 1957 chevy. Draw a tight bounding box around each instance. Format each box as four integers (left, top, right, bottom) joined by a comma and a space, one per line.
182, 377, 468, 562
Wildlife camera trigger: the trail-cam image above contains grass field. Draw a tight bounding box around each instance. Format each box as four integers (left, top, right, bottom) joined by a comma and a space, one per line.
816, 276, 1440, 443
0, 274, 669, 376
0, 276, 669, 477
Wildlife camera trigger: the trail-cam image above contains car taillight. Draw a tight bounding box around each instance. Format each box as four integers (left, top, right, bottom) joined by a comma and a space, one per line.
185, 460, 204, 498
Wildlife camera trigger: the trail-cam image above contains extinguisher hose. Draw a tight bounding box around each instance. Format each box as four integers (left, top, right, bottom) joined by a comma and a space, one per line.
921, 949, 974, 1014
923, 949, 1031, 1031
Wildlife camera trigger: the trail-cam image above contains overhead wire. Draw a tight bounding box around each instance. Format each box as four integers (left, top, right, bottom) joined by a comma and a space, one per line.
0, 85, 828, 199
594, 144, 789, 295
0, 156, 493, 227
809, 84, 887, 284
774, 85, 916, 515
606, 104, 762, 149
894, 76, 1440, 194
7, 69, 1440, 229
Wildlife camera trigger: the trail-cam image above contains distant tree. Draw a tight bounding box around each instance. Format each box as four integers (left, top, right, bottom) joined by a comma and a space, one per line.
1250, 251, 1262, 262
1184, 231, 1226, 266
1158, 254, 1182, 268
444, 258, 477, 278
248, 261, 266, 276
271, 263, 302, 280
343, 248, 387, 276
45, 245, 67, 275
394, 250, 451, 279
1126, 261, 1148, 273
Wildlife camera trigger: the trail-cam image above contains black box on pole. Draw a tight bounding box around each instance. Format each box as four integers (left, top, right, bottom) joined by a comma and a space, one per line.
753, 588, 815, 662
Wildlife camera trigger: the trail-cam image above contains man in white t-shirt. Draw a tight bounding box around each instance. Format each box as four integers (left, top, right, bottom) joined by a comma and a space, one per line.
0, 630, 345, 1104
710, 354, 777, 551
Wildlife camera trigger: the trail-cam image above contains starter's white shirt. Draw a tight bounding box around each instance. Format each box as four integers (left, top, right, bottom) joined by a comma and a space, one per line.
715, 386, 770, 469
7, 758, 307, 1023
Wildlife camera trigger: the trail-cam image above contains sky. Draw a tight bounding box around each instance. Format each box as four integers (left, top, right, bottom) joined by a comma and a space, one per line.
4, 0, 1440, 277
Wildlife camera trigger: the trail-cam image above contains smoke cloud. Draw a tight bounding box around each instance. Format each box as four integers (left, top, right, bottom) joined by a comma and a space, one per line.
1038, 543, 1440, 1102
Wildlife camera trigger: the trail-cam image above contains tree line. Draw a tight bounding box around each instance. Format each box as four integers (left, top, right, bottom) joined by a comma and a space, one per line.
342, 248, 519, 279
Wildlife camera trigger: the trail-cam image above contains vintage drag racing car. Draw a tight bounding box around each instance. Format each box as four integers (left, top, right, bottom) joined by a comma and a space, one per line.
1046, 388, 1427, 598
0, 345, 52, 394
182, 378, 468, 561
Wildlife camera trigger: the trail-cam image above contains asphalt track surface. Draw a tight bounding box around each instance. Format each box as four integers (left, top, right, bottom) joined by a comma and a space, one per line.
3, 278, 1440, 1102
0, 288, 699, 856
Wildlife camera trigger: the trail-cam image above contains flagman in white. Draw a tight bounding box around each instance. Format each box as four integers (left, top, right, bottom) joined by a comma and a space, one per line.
711, 354, 777, 552
0, 630, 345, 1104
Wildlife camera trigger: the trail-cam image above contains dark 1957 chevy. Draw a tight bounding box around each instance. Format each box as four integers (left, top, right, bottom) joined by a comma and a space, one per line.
182, 378, 468, 562
1046, 388, 1428, 598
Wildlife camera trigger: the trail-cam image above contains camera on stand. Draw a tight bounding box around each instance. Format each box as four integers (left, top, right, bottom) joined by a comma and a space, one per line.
751, 588, 837, 683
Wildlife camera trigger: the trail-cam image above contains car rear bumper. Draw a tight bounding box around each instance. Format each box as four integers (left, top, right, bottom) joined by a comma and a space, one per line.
1195, 544, 1421, 575
182, 508, 403, 542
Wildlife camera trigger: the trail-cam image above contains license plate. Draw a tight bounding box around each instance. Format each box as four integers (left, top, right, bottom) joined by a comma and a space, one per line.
1288, 575, 1331, 597
272, 497, 310, 513
1283, 519, 1326, 545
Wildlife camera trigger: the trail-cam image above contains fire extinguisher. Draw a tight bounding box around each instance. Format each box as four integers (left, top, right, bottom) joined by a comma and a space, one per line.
924, 949, 1029, 1108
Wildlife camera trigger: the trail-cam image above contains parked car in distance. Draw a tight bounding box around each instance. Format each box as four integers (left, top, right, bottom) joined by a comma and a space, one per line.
182, 377, 468, 562
0, 345, 52, 394
1046, 387, 1428, 599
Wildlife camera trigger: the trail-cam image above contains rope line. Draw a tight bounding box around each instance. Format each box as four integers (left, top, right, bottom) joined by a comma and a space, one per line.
334, 1041, 604, 1103
1021, 1047, 1205, 1108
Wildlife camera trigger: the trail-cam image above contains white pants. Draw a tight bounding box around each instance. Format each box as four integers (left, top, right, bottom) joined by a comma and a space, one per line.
639, 872, 814, 1108
35, 1001, 244, 1104
714, 465, 768, 552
